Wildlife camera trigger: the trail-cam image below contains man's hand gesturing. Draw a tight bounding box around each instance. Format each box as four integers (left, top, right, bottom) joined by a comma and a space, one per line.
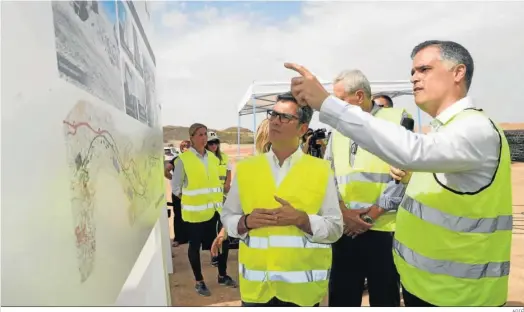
245, 209, 278, 230
284, 63, 330, 111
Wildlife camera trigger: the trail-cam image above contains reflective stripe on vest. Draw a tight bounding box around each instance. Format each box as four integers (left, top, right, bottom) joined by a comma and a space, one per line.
245, 235, 331, 249
333, 107, 406, 232
180, 151, 223, 223
401, 195, 513, 233
236, 154, 332, 307
393, 239, 510, 279
240, 264, 330, 283
393, 109, 513, 307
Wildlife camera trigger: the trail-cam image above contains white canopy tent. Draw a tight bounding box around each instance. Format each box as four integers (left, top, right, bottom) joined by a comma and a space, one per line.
235, 80, 419, 156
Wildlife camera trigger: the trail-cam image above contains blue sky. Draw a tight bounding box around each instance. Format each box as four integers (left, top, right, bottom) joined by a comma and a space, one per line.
152, 1, 524, 130
101, 0, 118, 23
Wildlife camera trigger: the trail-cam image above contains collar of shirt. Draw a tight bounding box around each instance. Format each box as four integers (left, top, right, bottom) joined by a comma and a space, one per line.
266, 146, 303, 169
434, 96, 474, 125
430, 96, 474, 132
189, 147, 208, 159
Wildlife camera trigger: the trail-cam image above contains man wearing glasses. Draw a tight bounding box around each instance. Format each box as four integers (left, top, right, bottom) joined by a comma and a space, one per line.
220, 92, 343, 307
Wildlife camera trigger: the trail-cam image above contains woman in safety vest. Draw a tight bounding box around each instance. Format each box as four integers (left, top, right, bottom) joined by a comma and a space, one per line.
172, 124, 237, 297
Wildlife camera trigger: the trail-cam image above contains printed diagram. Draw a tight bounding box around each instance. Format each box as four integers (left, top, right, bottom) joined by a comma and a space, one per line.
63, 101, 164, 283
52, 1, 123, 110
118, 0, 158, 127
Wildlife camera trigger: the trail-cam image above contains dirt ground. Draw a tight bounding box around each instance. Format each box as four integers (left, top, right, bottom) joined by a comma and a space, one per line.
166, 156, 524, 307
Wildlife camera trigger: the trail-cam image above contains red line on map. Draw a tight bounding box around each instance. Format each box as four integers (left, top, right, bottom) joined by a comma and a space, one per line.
63, 120, 109, 136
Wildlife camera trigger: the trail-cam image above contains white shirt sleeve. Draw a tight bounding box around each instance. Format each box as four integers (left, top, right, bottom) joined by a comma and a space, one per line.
220, 175, 247, 240
319, 95, 498, 173
226, 158, 233, 171
171, 158, 186, 196
303, 172, 344, 244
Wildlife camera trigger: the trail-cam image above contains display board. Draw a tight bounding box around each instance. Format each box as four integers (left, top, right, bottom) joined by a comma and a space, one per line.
1, 1, 165, 306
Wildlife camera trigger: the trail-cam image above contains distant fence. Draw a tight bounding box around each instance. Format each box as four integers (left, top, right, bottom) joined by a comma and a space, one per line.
505, 130, 524, 162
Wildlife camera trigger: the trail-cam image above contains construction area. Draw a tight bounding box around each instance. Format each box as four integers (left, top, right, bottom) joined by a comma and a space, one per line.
164, 144, 524, 307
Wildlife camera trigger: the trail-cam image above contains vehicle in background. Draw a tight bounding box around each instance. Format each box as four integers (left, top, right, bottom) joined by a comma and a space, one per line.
164, 146, 178, 161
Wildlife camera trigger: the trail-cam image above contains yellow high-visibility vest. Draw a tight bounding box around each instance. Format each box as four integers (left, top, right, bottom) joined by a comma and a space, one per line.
333, 107, 406, 232
179, 151, 223, 222
393, 109, 513, 306
236, 154, 332, 307
218, 152, 229, 182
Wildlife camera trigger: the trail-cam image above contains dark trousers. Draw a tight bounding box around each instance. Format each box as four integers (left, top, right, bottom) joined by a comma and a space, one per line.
402, 287, 435, 307
329, 230, 400, 307
242, 297, 320, 307
187, 213, 229, 281
172, 193, 188, 244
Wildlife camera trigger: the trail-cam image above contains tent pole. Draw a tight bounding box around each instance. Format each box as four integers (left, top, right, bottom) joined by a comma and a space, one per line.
237, 114, 240, 158
416, 106, 422, 133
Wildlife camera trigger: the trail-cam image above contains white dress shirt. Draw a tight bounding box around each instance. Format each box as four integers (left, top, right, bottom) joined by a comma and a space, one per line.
319, 95, 501, 193
220, 147, 343, 244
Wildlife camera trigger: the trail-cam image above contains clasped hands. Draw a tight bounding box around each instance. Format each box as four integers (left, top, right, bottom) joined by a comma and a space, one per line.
245, 196, 309, 230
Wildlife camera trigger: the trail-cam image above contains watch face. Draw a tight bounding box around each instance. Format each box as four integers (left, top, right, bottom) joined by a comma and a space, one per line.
362, 215, 374, 224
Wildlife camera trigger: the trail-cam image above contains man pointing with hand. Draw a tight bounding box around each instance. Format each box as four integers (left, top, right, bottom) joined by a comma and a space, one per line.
285, 40, 513, 307
221, 92, 343, 307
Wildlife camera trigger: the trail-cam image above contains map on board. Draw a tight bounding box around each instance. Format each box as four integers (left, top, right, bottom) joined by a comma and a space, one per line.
62, 100, 164, 283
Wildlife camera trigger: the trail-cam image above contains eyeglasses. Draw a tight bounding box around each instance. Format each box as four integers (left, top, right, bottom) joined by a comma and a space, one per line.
267, 109, 298, 124
207, 140, 219, 146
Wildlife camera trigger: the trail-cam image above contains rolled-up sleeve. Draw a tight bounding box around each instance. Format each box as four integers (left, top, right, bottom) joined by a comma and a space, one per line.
220, 176, 248, 240
171, 158, 186, 197
304, 173, 344, 244
377, 180, 406, 211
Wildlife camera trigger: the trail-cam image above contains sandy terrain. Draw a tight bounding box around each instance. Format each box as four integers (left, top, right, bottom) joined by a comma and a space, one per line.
165, 148, 524, 307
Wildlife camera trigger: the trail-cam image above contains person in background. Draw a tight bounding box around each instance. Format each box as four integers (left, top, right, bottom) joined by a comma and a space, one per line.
205, 131, 232, 267
285, 39, 513, 307
373, 94, 394, 108
324, 69, 409, 307
221, 92, 343, 307
165, 140, 191, 247
255, 118, 271, 154
172, 124, 236, 296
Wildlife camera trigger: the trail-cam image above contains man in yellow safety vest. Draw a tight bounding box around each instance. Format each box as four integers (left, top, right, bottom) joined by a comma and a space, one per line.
285, 40, 513, 307
172, 123, 237, 297
220, 92, 343, 307
324, 69, 410, 307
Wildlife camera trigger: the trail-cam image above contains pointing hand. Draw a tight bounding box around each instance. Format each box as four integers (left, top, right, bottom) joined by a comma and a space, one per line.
284, 62, 330, 111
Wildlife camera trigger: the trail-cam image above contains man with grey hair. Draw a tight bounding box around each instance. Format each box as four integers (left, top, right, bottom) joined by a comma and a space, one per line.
221, 92, 343, 307
286, 40, 512, 307
325, 69, 410, 307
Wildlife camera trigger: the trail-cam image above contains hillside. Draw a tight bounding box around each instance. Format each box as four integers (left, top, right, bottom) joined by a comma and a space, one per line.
163, 125, 254, 144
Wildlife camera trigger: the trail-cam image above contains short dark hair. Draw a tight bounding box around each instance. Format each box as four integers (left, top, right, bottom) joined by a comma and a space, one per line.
411, 40, 474, 91
373, 94, 394, 107
276, 92, 313, 124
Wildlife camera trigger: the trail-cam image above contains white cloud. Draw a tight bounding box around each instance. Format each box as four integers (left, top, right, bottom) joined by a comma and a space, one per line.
153, 1, 524, 130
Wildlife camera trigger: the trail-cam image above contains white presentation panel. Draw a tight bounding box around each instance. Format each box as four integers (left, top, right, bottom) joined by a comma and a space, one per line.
1, 0, 165, 306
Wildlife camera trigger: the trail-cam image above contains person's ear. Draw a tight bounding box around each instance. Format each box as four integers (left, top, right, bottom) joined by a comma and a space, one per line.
453, 64, 467, 85
298, 123, 308, 137
355, 90, 365, 104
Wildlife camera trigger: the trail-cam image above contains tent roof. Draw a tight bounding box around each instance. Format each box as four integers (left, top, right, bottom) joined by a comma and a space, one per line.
237, 80, 414, 116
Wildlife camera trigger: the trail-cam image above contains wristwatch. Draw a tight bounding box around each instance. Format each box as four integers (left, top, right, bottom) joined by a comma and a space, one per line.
361, 214, 375, 225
